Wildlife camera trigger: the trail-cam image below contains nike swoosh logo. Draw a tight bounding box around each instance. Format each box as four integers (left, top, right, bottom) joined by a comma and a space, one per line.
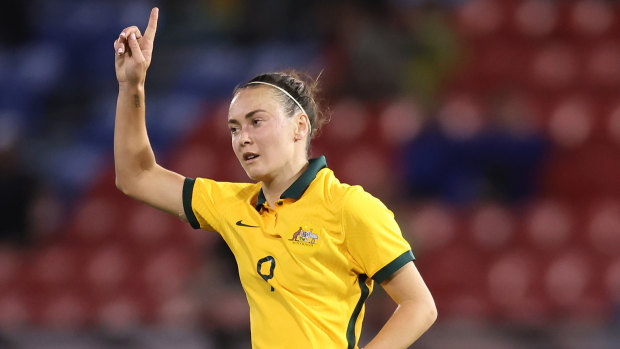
236, 220, 259, 228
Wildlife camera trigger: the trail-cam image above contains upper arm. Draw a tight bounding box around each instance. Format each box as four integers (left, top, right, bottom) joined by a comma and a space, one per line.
381, 262, 435, 307
119, 163, 187, 221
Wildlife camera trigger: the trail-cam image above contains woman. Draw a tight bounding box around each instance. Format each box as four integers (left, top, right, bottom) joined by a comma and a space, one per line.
113, 8, 436, 349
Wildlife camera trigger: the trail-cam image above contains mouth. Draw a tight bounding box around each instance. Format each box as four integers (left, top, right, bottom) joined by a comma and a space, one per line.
243, 152, 260, 162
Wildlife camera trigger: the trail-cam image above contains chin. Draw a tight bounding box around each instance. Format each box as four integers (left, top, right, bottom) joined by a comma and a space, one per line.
243, 167, 265, 182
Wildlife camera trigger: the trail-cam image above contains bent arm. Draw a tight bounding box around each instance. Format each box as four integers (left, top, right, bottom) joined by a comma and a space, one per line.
114, 84, 186, 220
364, 262, 437, 349
113, 8, 186, 220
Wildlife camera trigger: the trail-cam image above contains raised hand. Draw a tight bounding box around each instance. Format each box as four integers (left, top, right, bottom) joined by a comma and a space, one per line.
114, 7, 159, 86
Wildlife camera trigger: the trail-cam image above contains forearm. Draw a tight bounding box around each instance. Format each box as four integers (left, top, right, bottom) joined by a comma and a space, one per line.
364, 299, 437, 349
114, 83, 156, 193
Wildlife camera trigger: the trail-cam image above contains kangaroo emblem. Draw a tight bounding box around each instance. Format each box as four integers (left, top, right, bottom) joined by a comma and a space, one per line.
289, 227, 318, 245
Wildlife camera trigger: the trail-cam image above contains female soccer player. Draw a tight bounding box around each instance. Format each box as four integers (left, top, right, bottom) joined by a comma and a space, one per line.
113, 8, 436, 349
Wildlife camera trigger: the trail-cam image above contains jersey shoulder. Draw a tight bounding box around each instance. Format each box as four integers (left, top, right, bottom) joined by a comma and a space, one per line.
315, 169, 384, 211
194, 177, 260, 206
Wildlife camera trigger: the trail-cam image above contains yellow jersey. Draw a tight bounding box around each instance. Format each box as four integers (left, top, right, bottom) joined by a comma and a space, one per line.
183, 156, 414, 349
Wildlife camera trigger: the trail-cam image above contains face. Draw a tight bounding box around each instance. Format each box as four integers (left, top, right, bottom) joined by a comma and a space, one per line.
228, 86, 302, 182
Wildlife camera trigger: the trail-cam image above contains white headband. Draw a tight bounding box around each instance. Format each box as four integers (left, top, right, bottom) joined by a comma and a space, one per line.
247, 81, 310, 126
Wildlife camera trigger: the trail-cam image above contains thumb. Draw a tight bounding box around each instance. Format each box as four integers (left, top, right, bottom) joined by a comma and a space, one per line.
127, 33, 146, 62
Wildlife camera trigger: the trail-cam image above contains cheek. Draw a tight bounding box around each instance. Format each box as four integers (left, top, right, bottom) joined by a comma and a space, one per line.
231, 135, 239, 151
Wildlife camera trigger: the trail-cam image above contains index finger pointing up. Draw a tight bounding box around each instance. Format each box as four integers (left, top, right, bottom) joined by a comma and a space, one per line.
144, 7, 159, 41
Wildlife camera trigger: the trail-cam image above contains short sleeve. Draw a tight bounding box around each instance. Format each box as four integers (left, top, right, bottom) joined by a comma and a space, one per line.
343, 187, 414, 283
182, 177, 222, 232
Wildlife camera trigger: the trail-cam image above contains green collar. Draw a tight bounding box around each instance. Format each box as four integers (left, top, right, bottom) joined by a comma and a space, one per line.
255, 156, 327, 211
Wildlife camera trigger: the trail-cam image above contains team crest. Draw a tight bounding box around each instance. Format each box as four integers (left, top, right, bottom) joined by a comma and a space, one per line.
289, 227, 318, 246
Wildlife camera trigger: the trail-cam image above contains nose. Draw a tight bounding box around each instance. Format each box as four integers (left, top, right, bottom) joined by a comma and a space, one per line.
239, 129, 252, 146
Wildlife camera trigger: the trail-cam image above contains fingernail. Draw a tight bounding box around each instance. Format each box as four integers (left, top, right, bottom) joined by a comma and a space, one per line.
118, 47, 124, 54
130, 33, 136, 40
120, 32, 126, 37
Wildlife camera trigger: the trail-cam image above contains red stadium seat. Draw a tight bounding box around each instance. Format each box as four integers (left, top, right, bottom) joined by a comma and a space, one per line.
470, 204, 515, 251
97, 296, 142, 330
128, 204, 176, 247
487, 252, 531, 306
421, 245, 489, 318
156, 295, 199, 328
608, 103, 620, 146
586, 41, 620, 88
0, 250, 20, 292
525, 200, 573, 251
86, 245, 130, 294
604, 258, 620, 300
378, 98, 426, 147
466, 41, 531, 91
570, 0, 614, 38
458, 0, 504, 37
547, 97, 593, 148
0, 294, 30, 328
338, 146, 396, 197
403, 203, 457, 253
437, 94, 485, 140
29, 246, 78, 289
514, 0, 558, 39
70, 197, 119, 243
185, 103, 231, 150
169, 144, 220, 180
544, 252, 591, 310
41, 293, 87, 329
586, 200, 620, 256
323, 99, 369, 145
142, 249, 190, 301
486, 250, 546, 321
530, 44, 578, 90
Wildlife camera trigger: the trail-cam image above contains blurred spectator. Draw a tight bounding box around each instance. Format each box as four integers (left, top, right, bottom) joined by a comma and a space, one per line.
322, 1, 460, 102
0, 115, 62, 246
402, 92, 548, 204
0, 1, 31, 47
0, 118, 38, 246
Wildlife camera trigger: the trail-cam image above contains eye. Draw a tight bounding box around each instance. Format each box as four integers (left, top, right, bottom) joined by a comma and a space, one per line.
252, 118, 262, 126
229, 126, 239, 134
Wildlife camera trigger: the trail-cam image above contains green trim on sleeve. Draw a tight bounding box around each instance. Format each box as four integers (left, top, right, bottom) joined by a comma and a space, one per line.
346, 274, 369, 349
183, 177, 200, 229
371, 250, 415, 284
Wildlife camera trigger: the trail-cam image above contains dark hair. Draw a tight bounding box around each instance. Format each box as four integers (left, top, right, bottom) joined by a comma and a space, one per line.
233, 70, 329, 142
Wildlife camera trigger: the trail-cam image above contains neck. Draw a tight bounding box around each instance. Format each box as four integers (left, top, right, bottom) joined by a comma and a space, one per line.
261, 157, 308, 208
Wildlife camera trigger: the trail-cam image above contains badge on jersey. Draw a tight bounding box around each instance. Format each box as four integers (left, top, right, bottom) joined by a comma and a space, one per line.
289, 226, 318, 247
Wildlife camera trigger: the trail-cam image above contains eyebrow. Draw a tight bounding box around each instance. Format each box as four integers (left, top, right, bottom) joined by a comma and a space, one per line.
228, 109, 267, 125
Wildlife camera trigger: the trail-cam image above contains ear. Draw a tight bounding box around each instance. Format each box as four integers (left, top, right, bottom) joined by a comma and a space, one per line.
294, 114, 310, 142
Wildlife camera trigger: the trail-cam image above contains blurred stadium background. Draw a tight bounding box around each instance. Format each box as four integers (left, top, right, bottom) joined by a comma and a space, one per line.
1, 0, 620, 348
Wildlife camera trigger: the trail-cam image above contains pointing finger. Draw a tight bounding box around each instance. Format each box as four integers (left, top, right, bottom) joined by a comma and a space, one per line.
144, 7, 159, 42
